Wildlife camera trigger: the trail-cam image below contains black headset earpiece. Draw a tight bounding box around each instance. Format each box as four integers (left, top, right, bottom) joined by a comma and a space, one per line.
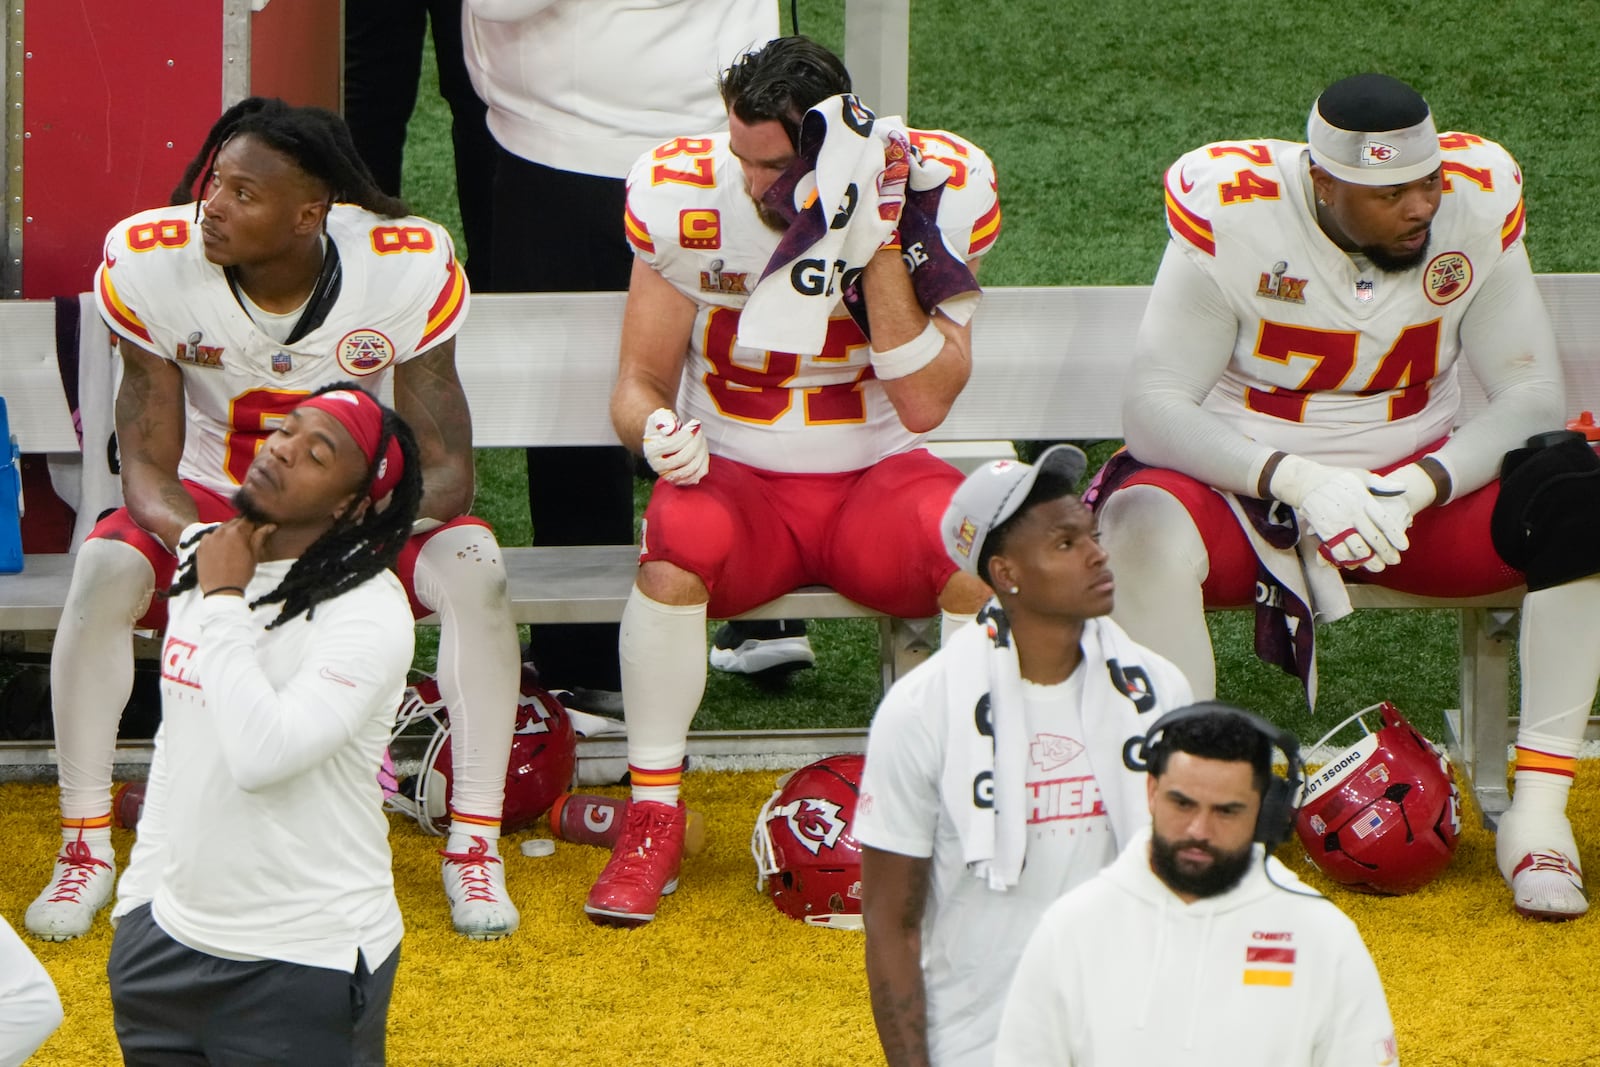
1125, 702, 1303, 849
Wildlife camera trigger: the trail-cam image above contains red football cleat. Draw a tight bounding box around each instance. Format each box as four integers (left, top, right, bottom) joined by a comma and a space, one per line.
584, 800, 687, 928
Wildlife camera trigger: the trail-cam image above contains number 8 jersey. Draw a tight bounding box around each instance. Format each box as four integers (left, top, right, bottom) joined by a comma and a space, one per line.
625, 130, 1001, 474
1161, 133, 1529, 470
94, 202, 468, 496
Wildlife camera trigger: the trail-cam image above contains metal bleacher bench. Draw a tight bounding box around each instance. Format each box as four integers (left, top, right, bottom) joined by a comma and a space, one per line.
3, 278, 1600, 814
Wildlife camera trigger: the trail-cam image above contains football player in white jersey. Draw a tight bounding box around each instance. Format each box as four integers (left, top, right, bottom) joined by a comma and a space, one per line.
1095, 74, 1592, 919
27, 98, 523, 943
589, 36, 1002, 926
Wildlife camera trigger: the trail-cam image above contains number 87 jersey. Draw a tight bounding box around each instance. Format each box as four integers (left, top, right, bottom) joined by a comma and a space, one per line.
1161, 133, 1530, 470
625, 129, 1000, 475
94, 202, 468, 496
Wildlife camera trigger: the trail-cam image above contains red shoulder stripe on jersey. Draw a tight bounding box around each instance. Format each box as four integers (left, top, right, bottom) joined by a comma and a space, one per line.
624, 203, 655, 254
419, 258, 467, 349
1164, 189, 1216, 256
1501, 197, 1526, 250
968, 199, 1002, 255
1163, 169, 1215, 256
97, 269, 153, 344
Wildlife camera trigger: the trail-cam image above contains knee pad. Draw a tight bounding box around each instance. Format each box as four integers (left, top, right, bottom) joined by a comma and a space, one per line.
63, 537, 156, 623
414, 524, 510, 613
640, 485, 740, 582
1491, 430, 1600, 591
1097, 484, 1208, 578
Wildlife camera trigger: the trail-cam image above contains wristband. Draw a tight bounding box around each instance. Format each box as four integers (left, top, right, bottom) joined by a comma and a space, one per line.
204, 586, 246, 599
869, 320, 944, 381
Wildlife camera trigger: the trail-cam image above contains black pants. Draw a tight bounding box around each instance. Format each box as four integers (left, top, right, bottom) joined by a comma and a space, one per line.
344, 0, 497, 290
108, 904, 399, 1066
492, 149, 638, 691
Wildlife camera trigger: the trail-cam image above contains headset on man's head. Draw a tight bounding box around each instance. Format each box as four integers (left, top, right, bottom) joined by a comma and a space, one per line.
1122, 701, 1303, 849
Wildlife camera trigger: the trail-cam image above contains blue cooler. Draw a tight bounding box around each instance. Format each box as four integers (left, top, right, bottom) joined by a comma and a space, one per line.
0, 398, 23, 572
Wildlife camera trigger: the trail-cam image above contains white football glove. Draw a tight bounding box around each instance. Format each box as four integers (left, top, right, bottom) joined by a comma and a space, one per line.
1270, 455, 1412, 572
1382, 461, 1441, 517
642, 407, 709, 486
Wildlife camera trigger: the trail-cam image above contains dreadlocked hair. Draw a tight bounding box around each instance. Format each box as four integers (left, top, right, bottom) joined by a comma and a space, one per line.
169, 96, 409, 218
165, 383, 424, 629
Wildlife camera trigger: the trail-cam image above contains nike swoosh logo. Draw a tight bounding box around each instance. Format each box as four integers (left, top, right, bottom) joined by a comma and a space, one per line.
319, 666, 356, 688
1179, 167, 1195, 194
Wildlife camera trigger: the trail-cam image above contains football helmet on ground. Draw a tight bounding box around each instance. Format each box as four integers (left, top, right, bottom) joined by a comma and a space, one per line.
751, 754, 866, 928
386, 665, 576, 834
1296, 702, 1461, 895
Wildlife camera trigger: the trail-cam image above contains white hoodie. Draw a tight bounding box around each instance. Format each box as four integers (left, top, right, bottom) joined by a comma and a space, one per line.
994, 826, 1399, 1067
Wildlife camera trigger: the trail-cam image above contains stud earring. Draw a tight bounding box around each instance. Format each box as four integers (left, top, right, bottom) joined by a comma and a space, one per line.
1008, 585, 1020, 595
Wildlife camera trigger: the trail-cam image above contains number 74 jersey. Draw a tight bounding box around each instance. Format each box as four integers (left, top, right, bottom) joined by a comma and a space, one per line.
625, 129, 1001, 474
94, 202, 468, 496
1161, 133, 1529, 468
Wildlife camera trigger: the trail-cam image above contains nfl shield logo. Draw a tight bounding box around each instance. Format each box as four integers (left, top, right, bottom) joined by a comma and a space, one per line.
1355, 279, 1375, 303
271, 351, 293, 374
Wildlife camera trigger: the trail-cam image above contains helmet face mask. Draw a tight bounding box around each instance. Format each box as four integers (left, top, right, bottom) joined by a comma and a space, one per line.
385, 665, 577, 835
1296, 702, 1462, 895
751, 754, 866, 928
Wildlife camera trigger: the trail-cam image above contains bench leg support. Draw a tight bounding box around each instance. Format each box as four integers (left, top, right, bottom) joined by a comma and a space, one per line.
1443, 607, 1515, 830
881, 617, 937, 692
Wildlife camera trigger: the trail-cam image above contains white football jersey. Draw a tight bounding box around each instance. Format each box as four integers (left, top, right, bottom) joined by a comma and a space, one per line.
94, 203, 469, 496
624, 129, 1001, 473
1162, 132, 1529, 468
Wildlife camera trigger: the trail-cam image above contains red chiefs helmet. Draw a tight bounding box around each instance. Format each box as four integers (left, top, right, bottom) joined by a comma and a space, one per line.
1296, 702, 1461, 895
750, 754, 866, 928
385, 665, 576, 835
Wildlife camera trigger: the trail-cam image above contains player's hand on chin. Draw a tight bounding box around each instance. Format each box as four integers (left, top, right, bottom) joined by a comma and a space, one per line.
195, 517, 276, 594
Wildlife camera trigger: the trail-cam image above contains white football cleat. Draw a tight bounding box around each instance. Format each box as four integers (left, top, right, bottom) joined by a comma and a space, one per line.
1509, 850, 1588, 921
440, 836, 520, 940
26, 840, 116, 941
709, 620, 815, 676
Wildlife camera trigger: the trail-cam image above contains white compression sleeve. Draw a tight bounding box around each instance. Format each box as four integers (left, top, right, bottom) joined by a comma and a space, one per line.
619, 586, 707, 804
412, 524, 520, 827
50, 538, 154, 819
1121, 243, 1279, 497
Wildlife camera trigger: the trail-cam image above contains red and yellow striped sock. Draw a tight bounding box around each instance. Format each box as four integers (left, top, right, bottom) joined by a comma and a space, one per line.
62, 813, 113, 852
630, 763, 683, 806
447, 810, 501, 849
1512, 745, 1578, 817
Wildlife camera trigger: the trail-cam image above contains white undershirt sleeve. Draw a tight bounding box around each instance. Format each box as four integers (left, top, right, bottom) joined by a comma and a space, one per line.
1122, 243, 1280, 496
1428, 244, 1565, 500
197, 594, 413, 793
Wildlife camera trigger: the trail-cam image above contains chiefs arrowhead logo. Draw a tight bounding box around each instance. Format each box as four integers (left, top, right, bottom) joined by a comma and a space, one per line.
1030, 733, 1085, 771
772, 797, 848, 855
1360, 141, 1399, 166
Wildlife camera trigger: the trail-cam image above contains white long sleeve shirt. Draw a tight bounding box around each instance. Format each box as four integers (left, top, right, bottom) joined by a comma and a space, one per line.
462, 0, 779, 178
0, 916, 62, 1067
113, 524, 414, 972
994, 826, 1398, 1067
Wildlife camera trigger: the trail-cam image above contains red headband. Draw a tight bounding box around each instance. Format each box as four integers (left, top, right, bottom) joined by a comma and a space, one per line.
297, 390, 404, 501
